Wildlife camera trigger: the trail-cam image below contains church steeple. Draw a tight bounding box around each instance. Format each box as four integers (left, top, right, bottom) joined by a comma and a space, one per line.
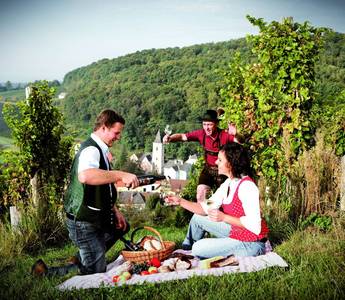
152, 130, 164, 175
154, 130, 162, 143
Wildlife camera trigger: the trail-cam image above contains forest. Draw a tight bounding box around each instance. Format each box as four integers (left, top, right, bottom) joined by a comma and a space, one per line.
61, 30, 345, 160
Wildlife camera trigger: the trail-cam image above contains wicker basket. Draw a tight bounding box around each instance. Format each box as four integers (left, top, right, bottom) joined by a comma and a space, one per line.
121, 226, 175, 263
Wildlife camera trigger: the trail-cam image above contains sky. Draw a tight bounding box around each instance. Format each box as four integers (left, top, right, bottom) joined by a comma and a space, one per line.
1, 0, 345, 83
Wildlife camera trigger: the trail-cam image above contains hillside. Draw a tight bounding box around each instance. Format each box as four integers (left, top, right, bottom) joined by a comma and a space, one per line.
61, 38, 251, 158
0, 89, 25, 102
0, 89, 25, 137
61, 31, 345, 157
0, 102, 13, 138
0, 85, 62, 139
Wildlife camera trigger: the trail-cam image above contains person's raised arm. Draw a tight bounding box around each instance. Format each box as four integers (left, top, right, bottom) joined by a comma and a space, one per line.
227, 123, 245, 144
163, 133, 187, 144
228, 123, 237, 136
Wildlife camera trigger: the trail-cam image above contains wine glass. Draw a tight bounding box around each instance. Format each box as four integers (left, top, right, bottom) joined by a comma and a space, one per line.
201, 189, 216, 211
160, 177, 172, 206
164, 124, 172, 136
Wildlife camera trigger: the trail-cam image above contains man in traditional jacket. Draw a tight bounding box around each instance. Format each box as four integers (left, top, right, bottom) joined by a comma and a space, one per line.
32, 109, 139, 276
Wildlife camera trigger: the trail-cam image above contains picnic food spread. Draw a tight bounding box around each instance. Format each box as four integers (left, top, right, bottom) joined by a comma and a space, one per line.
112, 252, 239, 285
114, 227, 239, 285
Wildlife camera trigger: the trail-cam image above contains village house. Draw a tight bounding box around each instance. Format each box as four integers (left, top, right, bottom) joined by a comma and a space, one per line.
117, 190, 147, 210
116, 178, 186, 210
58, 92, 67, 99
119, 130, 197, 209
130, 131, 197, 180
129, 153, 152, 173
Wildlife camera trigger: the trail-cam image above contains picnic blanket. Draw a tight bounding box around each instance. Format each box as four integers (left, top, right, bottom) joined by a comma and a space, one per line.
57, 247, 288, 290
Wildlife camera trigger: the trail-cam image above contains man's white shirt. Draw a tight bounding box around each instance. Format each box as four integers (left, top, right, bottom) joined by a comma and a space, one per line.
78, 133, 110, 173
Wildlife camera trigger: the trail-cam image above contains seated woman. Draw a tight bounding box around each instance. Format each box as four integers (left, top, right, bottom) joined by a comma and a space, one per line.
165, 142, 269, 258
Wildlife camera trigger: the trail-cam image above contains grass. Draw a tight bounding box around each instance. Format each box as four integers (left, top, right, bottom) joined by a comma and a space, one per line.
0, 135, 14, 149
0, 223, 345, 300
0, 89, 25, 101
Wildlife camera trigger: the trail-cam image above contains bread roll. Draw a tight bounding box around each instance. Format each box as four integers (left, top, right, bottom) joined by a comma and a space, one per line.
150, 239, 162, 250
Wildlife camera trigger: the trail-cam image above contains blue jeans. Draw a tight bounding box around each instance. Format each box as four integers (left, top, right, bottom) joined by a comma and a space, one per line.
183, 214, 265, 258
66, 218, 129, 274
46, 218, 129, 276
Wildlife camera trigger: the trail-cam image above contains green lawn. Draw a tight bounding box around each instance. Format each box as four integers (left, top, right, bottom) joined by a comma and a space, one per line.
0, 89, 25, 102
0, 135, 14, 149
1, 225, 344, 300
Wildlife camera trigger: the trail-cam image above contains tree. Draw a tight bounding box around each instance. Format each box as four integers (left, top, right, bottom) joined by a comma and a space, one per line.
220, 16, 326, 179
5, 81, 12, 91
114, 144, 129, 170
49, 80, 60, 87
3, 81, 72, 217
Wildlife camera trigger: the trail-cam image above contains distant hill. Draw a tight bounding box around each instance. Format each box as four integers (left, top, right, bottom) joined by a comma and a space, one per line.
60, 31, 345, 158
0, 103, 11, 137
0, 89, 25, 137
0, 135, 13, 150
0, 89, 25, 102
61, 38, 251, 158
0, 86, 62, 139
2, 32, 344, 159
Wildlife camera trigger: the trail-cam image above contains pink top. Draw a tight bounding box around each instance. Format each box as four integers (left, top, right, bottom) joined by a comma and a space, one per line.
185, 128, 235, 166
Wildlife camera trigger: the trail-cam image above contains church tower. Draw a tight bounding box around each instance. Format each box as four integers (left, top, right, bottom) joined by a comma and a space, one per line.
152, 130, 164, 175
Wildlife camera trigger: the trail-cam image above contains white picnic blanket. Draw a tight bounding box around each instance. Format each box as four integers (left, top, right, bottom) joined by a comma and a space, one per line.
57, 249, 288, 290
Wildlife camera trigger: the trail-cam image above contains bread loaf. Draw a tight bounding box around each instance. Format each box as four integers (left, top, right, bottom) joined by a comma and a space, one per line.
140, 236, 163, 251
210, 255, 239, 268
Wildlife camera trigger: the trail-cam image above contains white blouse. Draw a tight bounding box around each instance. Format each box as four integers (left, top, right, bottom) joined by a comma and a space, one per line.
201, 177, 262, 235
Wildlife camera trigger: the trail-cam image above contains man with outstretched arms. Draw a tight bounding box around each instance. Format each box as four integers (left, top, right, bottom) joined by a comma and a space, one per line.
163, 109, 239, 204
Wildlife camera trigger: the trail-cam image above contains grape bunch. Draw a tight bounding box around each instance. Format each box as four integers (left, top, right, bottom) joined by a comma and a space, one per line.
131, 262, 149, 275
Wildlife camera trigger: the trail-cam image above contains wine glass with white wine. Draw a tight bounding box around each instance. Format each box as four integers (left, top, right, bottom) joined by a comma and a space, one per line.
164, 124, 172, 136
160, 176, 172, 206
201, 189, 216, 210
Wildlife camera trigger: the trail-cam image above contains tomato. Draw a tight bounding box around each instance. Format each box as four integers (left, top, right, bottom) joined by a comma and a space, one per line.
149, 257, 161, 267
140, 270, 150, 276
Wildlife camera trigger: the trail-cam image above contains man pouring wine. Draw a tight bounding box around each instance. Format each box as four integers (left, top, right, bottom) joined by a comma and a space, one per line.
32, 109, 140, 276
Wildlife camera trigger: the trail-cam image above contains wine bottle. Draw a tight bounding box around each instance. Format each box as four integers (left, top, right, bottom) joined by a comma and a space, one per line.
137, 174, 167, 186
120, 237, 142, 251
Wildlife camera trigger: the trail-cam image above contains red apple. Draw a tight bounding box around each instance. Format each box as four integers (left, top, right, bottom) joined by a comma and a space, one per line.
140, 270, 150, 276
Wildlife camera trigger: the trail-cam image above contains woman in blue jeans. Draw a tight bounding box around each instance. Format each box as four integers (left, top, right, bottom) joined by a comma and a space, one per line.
165, 142, 269, 258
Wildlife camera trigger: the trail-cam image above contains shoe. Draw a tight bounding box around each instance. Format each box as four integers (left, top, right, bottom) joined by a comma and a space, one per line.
67, 255, 80, 266
31, 259, 48, 276
181, 243, 192, 251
